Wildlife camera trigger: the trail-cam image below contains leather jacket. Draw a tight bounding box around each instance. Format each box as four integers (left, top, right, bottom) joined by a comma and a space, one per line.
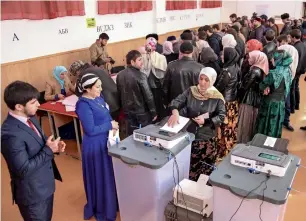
215, 64, 239, 102
241, 66, 264, 108
169, 88, 226, 140
263, 42, 277, 60
116, 66, 156, 117
163, 56, 204, 105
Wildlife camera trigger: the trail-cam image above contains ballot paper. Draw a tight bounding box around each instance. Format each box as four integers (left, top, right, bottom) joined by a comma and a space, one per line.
160, 116, 190, 133
264, 136, 277, 147
108, 129, 120, 148
62, 95, 78, 107
65, 105, 75, 112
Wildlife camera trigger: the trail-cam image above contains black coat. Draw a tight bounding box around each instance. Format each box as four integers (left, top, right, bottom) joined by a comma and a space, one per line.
79, 66, 120, 114
240, 66, 265, 108
293, 41, 306, 76
207, 33, 222, 57
117, 66, 156, 117
1, 115, 61, 206
169, 87, 226, 140
263, 42, 277, 60
165, 53, 179, 64
280, 22, 292, 36
156, 43, 163, 54
163, 56, 204, 105
249, 25, 265, 42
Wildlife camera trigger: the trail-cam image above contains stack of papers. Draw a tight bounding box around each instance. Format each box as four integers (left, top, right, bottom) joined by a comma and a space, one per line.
160, 116, 190, 133
62, 95, 78, 112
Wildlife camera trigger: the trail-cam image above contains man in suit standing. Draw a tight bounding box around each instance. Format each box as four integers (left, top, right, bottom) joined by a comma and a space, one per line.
1, 81, 65, 221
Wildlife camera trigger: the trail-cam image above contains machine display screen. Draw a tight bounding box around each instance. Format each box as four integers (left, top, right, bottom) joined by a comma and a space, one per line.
258, 153, 281, 161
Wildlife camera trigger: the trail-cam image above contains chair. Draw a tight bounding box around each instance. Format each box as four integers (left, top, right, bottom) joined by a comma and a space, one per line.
36, 91, 48, 127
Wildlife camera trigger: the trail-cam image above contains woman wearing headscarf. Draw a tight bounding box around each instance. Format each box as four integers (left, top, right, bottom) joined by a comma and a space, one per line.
163, 41, 179, 63
215, 47, 240, 158
199, 47, 221, 76
255, 50, 293, 138
167, 67, 226, 181
75, 73, 119, 221
222, 34, 237, 49
237, 51, 268, 143
142, 38, 168, 120
44, 66, 75, 101
241, 39, 264, 79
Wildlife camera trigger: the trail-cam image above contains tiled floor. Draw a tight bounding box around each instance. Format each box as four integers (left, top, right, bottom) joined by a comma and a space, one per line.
2, 79, 306, 221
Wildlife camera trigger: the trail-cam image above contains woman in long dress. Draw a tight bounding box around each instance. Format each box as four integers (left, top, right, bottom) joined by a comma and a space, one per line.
237, 51, 269, 143
167, 67, 226, 181
255, 50, 293, 138
75, 73, 119, 221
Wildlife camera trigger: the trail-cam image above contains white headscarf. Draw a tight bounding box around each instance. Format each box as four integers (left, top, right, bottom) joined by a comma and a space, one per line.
222, 34, 237, 48
199, 67, 218, 88
278, 44, 299, 79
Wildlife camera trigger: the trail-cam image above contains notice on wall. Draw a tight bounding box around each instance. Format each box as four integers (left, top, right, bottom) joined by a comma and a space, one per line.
86, 18, 96, 28
255, 5, 269, 16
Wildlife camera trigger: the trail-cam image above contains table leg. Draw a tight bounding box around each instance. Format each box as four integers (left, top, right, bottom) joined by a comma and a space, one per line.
47, 112, 56, 137
73, 118, 82, 160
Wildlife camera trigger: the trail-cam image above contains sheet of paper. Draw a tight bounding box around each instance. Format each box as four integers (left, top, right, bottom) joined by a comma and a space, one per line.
160, 116, 190, 133
65, 105, 75, 112
108, 129, 120, 147
264, 136, 277, 147
62, 95, 78, 107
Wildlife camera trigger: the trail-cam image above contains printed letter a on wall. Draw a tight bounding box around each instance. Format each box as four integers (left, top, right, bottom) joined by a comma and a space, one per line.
13, 33, 19, 41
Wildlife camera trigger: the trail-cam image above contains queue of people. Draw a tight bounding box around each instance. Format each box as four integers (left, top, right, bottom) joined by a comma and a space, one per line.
1, 11, 306, 221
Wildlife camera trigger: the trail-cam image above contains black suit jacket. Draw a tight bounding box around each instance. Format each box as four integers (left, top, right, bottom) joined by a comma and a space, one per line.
1, 114, 62, 206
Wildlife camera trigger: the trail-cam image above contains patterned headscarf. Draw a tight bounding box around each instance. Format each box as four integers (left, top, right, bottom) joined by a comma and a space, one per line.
146, 37, 157, 52
69, 60, 85, 76
248, 51, 269, 75
247, 39, 263, 52
76, 73, 99, 96
53, 66, 67, 89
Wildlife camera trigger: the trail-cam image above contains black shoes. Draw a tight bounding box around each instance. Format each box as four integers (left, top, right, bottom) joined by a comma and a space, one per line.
283, 123, 294, 131
300, 126, 306, 131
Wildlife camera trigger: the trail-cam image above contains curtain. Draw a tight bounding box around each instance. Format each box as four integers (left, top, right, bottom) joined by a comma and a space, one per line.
166, 0, 197, 10
1, 1, 85, 21
98, 1, 152, 15
201, 0, 222, 8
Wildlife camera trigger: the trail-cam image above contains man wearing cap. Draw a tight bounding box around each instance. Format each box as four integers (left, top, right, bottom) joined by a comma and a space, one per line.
163, 42, 204, 106
280, 13, 292, 35
249, 17, 265, 42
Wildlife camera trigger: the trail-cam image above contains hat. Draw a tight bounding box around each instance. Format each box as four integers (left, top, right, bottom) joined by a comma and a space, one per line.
180, 42, 193, 54
281, 13, 289, 20
167, 36, 176, 41
254, 17, 262, 22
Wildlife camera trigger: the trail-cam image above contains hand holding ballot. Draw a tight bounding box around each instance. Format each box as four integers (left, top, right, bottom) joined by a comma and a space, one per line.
167, 109, 180, 127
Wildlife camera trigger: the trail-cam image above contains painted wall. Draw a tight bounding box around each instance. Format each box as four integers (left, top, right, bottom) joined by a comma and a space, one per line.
1, 0, 221, 64
221, 0, 304, 23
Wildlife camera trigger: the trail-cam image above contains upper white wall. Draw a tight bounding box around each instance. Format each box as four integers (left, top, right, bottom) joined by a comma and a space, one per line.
1, 0, 221, 64
221, 0, 304, 23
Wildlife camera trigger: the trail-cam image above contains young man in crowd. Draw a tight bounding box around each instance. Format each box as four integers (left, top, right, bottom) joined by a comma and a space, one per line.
290, 29, 306, 111
163, 42, 204, 106
202, 25, 222, 61
249, 17, 265, 42
1, 81, 65, 220
267, 17, 279, 37
116, 50, 157, 135
280, 13, 292, 35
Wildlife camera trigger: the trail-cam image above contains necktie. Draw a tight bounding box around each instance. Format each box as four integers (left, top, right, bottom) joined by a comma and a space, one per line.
27, 119, 40, 137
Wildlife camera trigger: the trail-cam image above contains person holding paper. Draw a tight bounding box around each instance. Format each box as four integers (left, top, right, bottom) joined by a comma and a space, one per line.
44, 66, 75, 101
168, 67, 226, 181
75, 73, 119, 221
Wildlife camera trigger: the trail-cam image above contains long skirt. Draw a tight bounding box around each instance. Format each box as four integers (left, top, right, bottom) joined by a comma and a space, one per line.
216, 100, 239, 159
189, 138, 218, 181
237, 104, 258, 144
255, 98, 285, 138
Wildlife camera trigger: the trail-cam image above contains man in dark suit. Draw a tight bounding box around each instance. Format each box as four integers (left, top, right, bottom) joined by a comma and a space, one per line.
1, 81, 65, 221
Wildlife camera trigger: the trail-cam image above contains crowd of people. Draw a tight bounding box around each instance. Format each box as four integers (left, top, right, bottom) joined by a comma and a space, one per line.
2, 11, 306, 221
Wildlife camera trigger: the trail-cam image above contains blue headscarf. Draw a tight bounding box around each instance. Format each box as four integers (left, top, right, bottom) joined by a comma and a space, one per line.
53, 66, 67, 89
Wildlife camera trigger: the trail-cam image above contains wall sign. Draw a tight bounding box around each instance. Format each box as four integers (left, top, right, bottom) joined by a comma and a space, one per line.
59, 29, 68, 34
156, 17, 166, 23
86, 18, 96, 28
124, 22, 133, 28
169, 16, 176, 21
180, 15, 190, 20
97, 25, 114, 33
13, 33, 19, 41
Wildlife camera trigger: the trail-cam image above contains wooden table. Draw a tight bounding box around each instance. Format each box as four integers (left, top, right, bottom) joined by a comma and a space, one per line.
39, 101, 82, 160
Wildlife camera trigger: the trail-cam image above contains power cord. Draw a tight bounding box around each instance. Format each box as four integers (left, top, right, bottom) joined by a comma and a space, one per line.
259, 171, 271, 221
158, 143, 191, 221
229, 171, 271, 221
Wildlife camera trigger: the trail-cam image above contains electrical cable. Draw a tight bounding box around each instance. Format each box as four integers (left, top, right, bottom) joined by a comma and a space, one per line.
259, 175, 270, 221
229, 174, 270, 221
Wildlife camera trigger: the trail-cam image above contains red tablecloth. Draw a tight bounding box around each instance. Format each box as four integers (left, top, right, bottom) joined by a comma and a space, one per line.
39, 101, 77, 118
